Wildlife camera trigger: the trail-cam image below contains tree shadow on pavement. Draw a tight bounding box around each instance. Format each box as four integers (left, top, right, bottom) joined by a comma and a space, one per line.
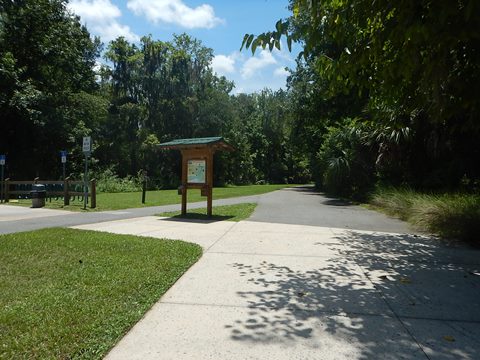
283, 186, 355, 206
225, 231, 480, 359
331, 231, 480, 322
321, 198, 353, 206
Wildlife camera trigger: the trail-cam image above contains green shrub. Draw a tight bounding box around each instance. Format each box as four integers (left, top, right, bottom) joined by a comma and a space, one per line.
314, 119, 376, 200
371, 187, 480, 243
94, 168, 142, 193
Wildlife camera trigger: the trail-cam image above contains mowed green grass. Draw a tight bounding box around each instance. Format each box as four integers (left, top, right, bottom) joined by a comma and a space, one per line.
157, 203, 257, 222
11, 184, 296, 211
0, 228, 202, 359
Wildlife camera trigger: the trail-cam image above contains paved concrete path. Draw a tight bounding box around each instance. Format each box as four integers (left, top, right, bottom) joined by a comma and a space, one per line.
0, 195, 260, 235
250, 186, 414, 233
71, 190, 480, 359
0, 186, 414, 235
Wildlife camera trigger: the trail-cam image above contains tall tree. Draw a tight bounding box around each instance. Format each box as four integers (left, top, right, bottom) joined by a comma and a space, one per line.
244, 0, 480, 189
0, 0, 101, 178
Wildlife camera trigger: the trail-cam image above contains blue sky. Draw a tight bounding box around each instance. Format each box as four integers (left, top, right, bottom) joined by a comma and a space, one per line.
68, 0, 300, 94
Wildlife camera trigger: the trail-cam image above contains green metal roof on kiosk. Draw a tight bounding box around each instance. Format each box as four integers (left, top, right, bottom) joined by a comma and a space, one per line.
158, 137, 234, 151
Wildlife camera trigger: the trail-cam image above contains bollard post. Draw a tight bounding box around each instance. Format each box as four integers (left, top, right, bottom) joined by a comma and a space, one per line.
4, 178, 9, 203
0, 164, 3, 203
64, 176, 70, 206
141, 175, 147, 204
90, 179, 96, 209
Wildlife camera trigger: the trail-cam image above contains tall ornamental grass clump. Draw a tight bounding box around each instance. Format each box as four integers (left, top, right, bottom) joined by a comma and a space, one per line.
371, 188, 480, 243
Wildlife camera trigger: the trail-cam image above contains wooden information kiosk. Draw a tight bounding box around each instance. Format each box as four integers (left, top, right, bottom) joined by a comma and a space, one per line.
158, 137, 234, 216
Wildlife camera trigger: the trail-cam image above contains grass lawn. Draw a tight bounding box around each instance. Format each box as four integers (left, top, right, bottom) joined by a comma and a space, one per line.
0, 228, 202, 359
8, 184, 296, 211
157, 203, 257, 222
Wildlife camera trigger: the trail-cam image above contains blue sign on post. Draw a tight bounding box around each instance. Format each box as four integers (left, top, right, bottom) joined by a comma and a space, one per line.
60, 150, 67, 164
0, 154, 5, 166
59, 151, 67, 181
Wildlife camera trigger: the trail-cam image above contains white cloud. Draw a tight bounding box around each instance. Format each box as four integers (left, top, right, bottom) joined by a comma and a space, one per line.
274, 66, 290, 78
68, 0, 139, 42
93, 60, 103, 72
211, 54, 237, 76
212, 49, 293, 93
100, 22, 139, 42
272, 41, 296, 63
241, 51, 277, 79
69, 0, 120, 22
127, 0, 224, 29
232, 87, 244, 95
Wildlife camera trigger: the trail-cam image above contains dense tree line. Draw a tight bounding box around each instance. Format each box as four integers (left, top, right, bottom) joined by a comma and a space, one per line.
0, 0, 308, 188
1, 0, 101, 179
2, 0, 478, 196
98, 34, 309, 187
246, 0, 480, 198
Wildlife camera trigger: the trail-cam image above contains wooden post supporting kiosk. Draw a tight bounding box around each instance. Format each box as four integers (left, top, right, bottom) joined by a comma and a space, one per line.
158, 137, 234, 217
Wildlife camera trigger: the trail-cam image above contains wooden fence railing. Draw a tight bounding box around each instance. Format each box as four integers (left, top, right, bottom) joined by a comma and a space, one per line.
0, 177, 96, 208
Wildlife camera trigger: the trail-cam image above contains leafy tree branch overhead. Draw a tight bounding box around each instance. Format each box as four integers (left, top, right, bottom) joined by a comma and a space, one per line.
242, 0, 480, 192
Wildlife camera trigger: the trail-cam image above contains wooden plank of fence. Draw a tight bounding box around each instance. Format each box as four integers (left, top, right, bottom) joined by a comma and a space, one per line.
2, 178, 96, 208
69, 181, 84, 185
8, 191, 32, 195
7, 181, 34, 185
8, 180, 79, 185
6, 191, 84, 196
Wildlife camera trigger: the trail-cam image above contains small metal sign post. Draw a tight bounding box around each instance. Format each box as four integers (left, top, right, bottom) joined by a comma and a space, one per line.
60, 150, 67, 181
82, 137, 91, 210
0, 155, 5, 203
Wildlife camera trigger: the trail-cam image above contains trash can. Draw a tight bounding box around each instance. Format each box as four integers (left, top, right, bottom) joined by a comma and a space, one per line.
31, 184, 46, 208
